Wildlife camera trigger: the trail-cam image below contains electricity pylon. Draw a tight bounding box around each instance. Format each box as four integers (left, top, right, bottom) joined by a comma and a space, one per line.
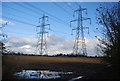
0, 21, 8, 40
0, 21, 8, 54
70, 6, 91, 56
35, 15, 50, 55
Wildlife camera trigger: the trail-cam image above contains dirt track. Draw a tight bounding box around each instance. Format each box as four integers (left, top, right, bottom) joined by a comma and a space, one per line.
2, 55, 119, 80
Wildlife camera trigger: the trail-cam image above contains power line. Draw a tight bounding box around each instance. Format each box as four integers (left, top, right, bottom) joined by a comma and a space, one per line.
2, 3, 74, 37
64, 2, 75, 11
2, 15, 37, 26
4, 27, 72, 38
4, 25, 36, 34
3, 11, 37, 23
3, 3, 70, 32
2, 21, 71, 37
2, 4, 39, 19
13, 2, 70, 27
1, 17, 71, 37
53, 2, 72, 16
13, 2, 43, 16
24, 2, 70, 26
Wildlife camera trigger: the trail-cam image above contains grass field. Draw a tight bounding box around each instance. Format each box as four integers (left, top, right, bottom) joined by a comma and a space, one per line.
2, 55, 119, 80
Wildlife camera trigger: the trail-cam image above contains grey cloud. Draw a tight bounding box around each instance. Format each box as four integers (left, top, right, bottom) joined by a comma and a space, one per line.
7, 37, 37, 47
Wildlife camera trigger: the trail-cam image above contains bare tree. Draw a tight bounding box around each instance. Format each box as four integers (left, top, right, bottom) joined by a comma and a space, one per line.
96, 2, 120, 66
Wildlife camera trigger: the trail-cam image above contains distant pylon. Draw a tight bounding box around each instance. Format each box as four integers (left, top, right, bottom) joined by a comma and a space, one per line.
35, 15, 50, 55
0, 21, 8, 41
70, 6, 91, 56
0, 20, 8, 54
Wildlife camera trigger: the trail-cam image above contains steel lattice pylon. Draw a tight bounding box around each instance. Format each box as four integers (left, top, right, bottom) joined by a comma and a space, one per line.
35, 15, 50, 55
70, 6, 91, 56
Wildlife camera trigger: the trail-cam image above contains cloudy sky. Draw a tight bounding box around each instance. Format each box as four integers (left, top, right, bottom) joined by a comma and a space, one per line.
5, 34, 100, 56
1, 1, 117, 56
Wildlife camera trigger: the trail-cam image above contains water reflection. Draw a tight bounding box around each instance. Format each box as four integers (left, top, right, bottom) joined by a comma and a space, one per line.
14, 70, 72, 79
69, 76, 83, 81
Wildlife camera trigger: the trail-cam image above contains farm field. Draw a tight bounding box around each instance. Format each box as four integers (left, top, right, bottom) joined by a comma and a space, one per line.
2, 55, 119, 80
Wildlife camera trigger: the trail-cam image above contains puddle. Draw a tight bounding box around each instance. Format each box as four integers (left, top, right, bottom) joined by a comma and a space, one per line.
14, 70, 72, 79
69, 76, 83, 81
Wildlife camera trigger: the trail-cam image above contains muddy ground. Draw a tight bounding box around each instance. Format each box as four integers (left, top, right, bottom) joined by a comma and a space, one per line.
2, 55, 120, 81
